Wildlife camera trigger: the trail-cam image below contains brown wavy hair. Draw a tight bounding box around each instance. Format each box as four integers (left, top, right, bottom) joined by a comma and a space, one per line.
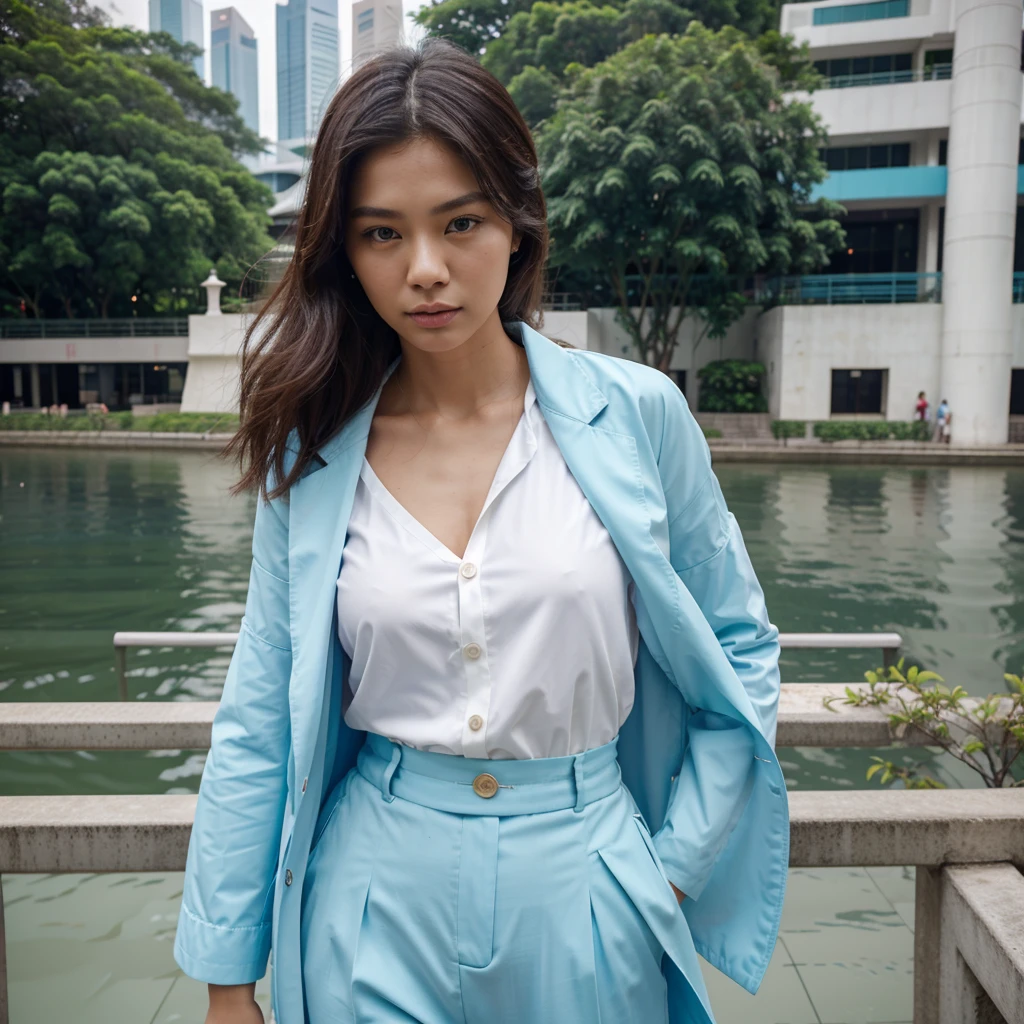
226, 38, 550, 499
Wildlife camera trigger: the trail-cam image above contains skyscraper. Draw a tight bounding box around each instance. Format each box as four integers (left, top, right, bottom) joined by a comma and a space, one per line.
352, 0, 404, 70
211, 7, 260, 135
276, 0, 340, 146
148, 0, 204, 79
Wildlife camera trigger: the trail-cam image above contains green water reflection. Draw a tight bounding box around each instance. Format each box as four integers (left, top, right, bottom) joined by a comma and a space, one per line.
2, 450, 1023, 797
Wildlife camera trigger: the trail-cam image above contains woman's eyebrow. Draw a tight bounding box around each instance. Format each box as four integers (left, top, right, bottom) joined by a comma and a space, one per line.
349, 190, 487, 219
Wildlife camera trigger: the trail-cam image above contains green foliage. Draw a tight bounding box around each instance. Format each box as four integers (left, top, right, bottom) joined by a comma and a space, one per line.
771, 419, 805, 439
824, 659, 1024, 790
701, 426, 722, 439
0, 411, 239, 432
537, 27, 843, 371
814, 420, 932, 442
0, 0, 274, 319
416, 0, 790, 61
697, 359, 766, 412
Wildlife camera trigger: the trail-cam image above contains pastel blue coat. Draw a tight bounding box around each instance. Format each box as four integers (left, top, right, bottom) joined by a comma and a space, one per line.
173, 321, 788, 1023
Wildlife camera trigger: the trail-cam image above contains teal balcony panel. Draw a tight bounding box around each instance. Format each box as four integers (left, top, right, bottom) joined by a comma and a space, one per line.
812, 0, 908, 25
811, 166, 947, 202
763, 273, 943, 305
1013, 273, 1024, 303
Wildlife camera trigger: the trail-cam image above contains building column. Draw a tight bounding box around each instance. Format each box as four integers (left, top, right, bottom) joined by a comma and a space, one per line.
939, 0, 1023, 444
29, 363, 41, 409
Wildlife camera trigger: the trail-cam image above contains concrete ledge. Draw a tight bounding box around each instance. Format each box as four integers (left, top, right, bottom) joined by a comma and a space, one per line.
2, 790, 1022, 872
940, 863, 1024, 1024
0, 685, 913, 751
0, 430, 232, 451
788, 790, 1024, 869
709, 442, 1024, 466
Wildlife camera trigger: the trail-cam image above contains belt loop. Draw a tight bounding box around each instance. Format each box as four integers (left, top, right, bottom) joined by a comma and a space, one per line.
380, 743, 401, 803
572, 752, 586, 813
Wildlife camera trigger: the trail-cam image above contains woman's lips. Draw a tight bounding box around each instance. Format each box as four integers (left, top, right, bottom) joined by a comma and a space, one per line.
408, 308, 461, 328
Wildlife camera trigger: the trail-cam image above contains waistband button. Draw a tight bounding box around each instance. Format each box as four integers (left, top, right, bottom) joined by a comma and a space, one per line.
472, 773, 499, 798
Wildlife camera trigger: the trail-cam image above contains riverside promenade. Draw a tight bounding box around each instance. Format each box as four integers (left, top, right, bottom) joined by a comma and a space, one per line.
5, 428, 1024, 466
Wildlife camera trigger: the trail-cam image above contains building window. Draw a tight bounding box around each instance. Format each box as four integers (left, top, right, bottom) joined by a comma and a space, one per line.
923, 49, 953, 79
831, 369, 886, 415
938, 139, 948, 166
813, 52, 913, 86
1011, 370, 1024, 415
822, 143, 910, 171
211, 27, 230, 44
827, 212, 919, 274
813, 0, 909, 26
357, 9, 374, 31
240, 34, 256, 49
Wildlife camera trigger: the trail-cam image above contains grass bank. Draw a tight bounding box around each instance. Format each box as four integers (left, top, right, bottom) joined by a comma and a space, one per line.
0, 412, 239, 434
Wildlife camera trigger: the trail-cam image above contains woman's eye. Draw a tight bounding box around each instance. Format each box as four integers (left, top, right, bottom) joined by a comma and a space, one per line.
366, 226, 398, 242
448, 216, 479, 234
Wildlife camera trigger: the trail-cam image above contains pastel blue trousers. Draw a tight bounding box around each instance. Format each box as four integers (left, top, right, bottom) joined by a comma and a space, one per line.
299, 733, 713, 1024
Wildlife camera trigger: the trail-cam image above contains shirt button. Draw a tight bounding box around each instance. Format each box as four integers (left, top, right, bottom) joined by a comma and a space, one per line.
468, 714, 483, 731
460, 562, 477, 579
284, 869, 293, 886
463, 642, 482, 660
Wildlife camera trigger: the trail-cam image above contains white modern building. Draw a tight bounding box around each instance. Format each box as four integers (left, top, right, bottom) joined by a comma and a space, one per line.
763, 0, 1024, 442
149, 0, 204, 79
276, 0, 341, 149
352, 0, 405, 69
211, 7, 259, 135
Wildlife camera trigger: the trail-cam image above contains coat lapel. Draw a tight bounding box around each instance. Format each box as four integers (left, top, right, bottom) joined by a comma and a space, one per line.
286, 358, 399, 789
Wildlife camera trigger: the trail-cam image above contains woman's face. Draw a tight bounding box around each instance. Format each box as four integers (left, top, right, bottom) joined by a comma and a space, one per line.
344, 136, 520, 353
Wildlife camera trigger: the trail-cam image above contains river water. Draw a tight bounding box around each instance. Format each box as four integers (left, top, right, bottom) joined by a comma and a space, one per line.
2, 449, 1023, 1022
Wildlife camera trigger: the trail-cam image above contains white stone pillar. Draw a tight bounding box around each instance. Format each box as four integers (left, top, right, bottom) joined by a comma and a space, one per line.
202, 268, 227, 316
939, 0, 1023, 444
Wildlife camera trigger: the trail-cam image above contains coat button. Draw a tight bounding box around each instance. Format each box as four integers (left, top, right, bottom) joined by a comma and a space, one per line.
460, 562, 477, 579
285, 869, 293, 886
472, 773, 499, 798
468, 714, 483, 731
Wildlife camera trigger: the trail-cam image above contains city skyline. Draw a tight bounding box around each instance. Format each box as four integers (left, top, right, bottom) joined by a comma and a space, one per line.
96, 0, 424, 143
210, 6, 260, 135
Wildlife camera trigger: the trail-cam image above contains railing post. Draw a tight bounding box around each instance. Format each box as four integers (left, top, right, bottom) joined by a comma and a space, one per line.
914, 866, 941, 1024
0, 874, 7, 1024
115, 646, 128, 701
882, 645, 898, 668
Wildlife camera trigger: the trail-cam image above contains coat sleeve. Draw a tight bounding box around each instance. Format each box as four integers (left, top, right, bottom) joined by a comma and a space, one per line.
646, 377, 781, 901
173, 487, 292, 985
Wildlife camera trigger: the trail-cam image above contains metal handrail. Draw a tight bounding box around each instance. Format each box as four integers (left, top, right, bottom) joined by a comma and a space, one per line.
112, 630, 902, 700
0, 318, 189, 339
821, 63, 952, 90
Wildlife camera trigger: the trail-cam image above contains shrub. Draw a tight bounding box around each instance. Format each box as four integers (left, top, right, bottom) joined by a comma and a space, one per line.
814, 420, 931, 442
771, 420, 805, 440
701, 427, 723, 439
697, 360, 768, 413
0, 411, 238, 433
824, 660, 1024, 789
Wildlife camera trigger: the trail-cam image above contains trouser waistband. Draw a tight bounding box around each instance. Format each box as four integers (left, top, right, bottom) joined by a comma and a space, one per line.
357, 732, 622, 815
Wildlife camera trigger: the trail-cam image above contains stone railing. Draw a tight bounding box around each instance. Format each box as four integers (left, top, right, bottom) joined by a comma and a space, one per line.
0, 676, 1021, 1023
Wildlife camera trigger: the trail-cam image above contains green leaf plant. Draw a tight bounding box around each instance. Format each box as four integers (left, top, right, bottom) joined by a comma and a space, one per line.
823, 659, 1024, 790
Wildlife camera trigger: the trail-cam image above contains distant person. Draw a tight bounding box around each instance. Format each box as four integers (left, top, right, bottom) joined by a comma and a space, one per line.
941, 403, 952, 444
915, 391, 929, 422
935, 398, 950, 442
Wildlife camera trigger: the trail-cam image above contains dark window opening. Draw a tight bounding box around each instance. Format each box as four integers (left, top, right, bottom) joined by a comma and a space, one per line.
822, 143, 911, 171
832, 369, 886, 415
1011, 370, 1024, 415
827, 212, 919, 274
668, 370, 687, 395
938, 139, 948, 166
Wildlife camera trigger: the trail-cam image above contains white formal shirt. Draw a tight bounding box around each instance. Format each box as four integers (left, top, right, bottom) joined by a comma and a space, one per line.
336, 379, 640, 760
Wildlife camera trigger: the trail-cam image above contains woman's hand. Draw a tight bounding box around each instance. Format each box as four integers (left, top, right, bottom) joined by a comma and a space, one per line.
670, 882, 686, 905
205, 983, 264, 1024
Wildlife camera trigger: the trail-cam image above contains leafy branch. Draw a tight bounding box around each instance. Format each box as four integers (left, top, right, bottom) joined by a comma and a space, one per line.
823, 660, 1024, 790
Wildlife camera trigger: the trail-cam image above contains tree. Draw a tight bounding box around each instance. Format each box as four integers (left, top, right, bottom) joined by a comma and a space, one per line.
415, 0, 786, 59
0, 0, 273, 318
537, 26, 843, 372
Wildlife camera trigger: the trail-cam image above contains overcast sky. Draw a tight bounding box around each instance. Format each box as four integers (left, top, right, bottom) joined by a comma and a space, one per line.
96, 0, 427, 143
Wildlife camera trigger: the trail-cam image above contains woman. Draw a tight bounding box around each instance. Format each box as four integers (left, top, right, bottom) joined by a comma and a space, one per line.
174, 38, 787, 1024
